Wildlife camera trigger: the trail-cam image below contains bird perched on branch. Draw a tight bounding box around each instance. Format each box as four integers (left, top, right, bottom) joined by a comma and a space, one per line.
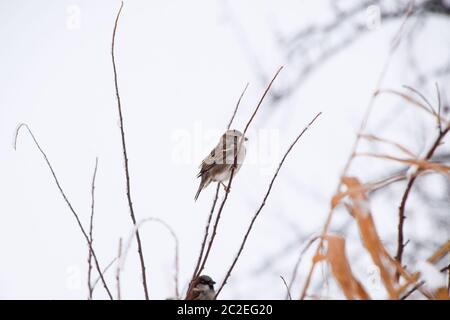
195, 129, 248, 201
188, 275, 216, 300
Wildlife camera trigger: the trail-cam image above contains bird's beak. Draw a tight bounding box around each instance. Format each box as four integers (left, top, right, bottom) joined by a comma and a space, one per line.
211, 280, 216, 285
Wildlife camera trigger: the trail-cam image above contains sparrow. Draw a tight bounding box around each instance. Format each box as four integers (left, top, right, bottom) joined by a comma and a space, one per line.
189, 275, 216, 300
195, 129, 248, 201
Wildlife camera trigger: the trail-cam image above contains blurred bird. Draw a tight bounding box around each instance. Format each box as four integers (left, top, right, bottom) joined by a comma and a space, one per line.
189, 275, 216, 300
195, 129, 248, 201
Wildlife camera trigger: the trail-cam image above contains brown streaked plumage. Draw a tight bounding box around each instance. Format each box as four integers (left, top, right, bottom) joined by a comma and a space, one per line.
195, 129, 247, 201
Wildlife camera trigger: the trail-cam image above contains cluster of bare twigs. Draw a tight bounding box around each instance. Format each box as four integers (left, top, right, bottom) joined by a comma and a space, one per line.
184, 66, 322, 299
14, 124, 114, 300
222, 0, 450, 104
13, 2, 150, 300
289, 85, 450, 300
290, 2, 450, 300
13, 2, 322, 300
11, 1, 449, 300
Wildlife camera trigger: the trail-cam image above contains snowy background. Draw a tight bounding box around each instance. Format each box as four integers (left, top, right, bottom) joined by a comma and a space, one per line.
0, 0, 449, 299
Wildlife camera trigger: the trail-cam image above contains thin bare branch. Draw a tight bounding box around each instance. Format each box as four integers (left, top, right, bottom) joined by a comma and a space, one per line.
366, 173, 407, 194
119, 217, 179, 299
400, 281, 425, 300
227, 83, 249, 130
188, 183, 220, 295
280, 276, 292, 300
111, 1, 149, 299
91, 257, 118, 291
243, 67, 283, 135
404, 82, 448, 132
87, 157, 99, 300
116, 238, 122, 300
215, 112, 322, 298
395, 123, 450, 280
359, 134, 416, 158
14, 124, 113, 299
287, 236, 319, 299
375, 89, 438, 118
435, 82, 443, 133
403, 85, 437, 115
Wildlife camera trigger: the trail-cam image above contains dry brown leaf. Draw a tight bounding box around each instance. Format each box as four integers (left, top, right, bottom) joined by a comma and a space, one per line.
341, 177, 399, 299
331, 194, 343, 209
319, 234, 370, 300
434, 287, 449, 300
428, 240, 450, 264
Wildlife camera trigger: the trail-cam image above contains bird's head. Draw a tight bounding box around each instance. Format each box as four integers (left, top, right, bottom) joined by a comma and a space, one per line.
197, 275, 216, 289
224, 129, 248, 143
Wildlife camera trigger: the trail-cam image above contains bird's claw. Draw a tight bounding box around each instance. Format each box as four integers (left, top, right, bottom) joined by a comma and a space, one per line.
220, 182, 230, 192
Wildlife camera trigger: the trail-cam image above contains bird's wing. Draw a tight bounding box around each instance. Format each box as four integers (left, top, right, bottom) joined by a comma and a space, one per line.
190, 288, 201, 300
198, 143, 238, 177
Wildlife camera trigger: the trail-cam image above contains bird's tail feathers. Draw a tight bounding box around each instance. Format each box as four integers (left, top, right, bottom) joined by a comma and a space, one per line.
195, 176, 210, 201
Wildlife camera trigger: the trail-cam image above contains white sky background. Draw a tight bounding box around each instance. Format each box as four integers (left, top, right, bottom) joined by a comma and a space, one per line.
0, 0, 449, 299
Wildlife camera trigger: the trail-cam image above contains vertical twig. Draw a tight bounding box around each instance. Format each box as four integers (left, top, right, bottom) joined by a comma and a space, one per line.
280, 276, 292, 300
215, 112, 322, 298
116, 238, 122, 300
447, 261, 450, 293
395, 123, 450, 279
111, 1, 149, 299
227, 83, 249, 130
191, 184, 220, 281
187, 83, 249, 295
435, 83, 442, 133
87, 157, 99, 300
286, 236, 319, 299
118, 217, 179, 299
14, 124, 113, 300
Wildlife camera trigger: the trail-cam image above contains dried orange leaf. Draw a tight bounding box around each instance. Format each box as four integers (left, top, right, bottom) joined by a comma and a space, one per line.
323, 234, 370, 300
342, 176, 398, 299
